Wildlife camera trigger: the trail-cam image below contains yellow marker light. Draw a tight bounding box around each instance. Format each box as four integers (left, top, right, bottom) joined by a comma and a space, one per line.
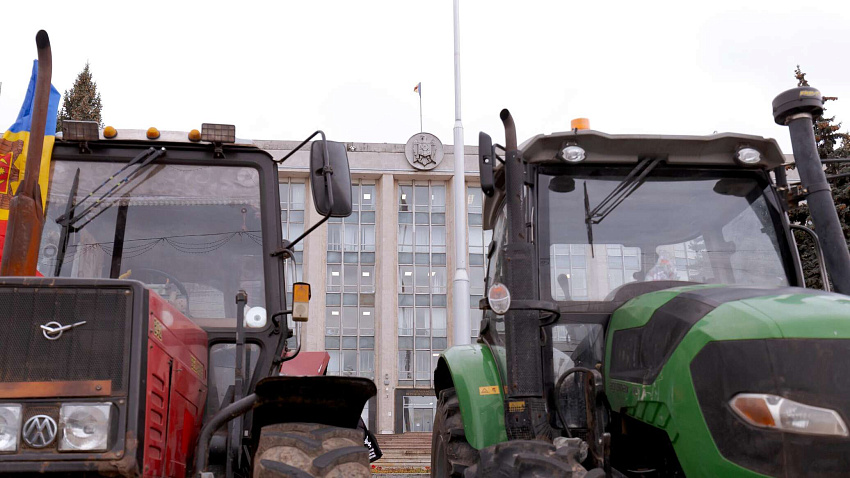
103, 126, 117, 139
292, 282, 311, 322
188, 129, 202, 142
571, 118, 590, 130
146, 127, 160, 140
731, 395, 775, 427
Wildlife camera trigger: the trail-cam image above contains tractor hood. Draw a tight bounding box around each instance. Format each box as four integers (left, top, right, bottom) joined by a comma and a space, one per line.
605, 284, 850, 477
606, 285, 850, 385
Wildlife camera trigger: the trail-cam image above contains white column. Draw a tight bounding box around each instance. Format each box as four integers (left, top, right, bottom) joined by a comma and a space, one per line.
376, 174, 398, 434
303, 175, 326, 352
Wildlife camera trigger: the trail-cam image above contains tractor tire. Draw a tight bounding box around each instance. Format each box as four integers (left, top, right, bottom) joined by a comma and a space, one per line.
463, 440, 579, 477
252, 422, 371, 478
431, 388, 478, 477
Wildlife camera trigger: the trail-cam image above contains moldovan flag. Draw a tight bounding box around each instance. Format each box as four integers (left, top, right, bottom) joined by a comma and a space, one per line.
0, 60, 61, 249
414, 82, 421, 95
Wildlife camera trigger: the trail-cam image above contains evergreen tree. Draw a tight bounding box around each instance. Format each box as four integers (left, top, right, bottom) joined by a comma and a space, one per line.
788, 67, 850, 289
56, 63, 103, 132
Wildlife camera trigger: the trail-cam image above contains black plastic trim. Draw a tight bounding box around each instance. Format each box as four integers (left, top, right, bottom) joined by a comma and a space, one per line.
691, 338, 850, 477
609, 286, 828, 384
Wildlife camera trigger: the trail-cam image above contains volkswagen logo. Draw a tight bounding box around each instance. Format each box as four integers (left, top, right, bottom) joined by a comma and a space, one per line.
22, 415, 57, 448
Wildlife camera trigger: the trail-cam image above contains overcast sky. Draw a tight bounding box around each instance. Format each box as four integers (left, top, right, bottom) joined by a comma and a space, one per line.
1, 0, 849, 153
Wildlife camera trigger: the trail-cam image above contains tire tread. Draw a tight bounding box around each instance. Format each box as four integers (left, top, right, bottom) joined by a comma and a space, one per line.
253, 423, 370, 478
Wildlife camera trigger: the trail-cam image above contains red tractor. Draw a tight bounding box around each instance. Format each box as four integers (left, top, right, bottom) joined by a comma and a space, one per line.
0, 32, 374, 478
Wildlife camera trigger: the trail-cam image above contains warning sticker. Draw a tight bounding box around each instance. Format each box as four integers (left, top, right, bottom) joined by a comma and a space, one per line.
479, 386, 500, 395
508, 401, 526, 413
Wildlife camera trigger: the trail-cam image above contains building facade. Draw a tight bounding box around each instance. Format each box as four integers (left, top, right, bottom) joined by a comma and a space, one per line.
254, 136, 484, 434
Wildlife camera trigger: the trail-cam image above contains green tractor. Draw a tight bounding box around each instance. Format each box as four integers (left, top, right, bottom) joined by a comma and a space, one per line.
431, 88, 850, 477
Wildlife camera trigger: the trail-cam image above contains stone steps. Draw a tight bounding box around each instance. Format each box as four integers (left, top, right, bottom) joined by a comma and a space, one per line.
371, 433, 432, 475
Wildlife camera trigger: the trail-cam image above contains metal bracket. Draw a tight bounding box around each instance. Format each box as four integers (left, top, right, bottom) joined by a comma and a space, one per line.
270, 241, 294, 258
213, 142, 225, 159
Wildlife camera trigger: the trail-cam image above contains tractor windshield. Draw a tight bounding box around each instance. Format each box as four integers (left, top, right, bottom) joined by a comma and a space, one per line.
37, 159, 265, 327
541, 168, 792, 302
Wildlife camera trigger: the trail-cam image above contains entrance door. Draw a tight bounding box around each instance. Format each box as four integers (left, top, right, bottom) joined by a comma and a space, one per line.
402, 395, 436, 432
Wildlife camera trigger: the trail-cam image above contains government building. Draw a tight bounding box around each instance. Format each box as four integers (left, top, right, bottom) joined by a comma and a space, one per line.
255, 134, 488, 435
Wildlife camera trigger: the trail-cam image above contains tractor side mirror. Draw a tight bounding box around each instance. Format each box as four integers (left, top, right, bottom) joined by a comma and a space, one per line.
310, 140, 353, 217
479, 132, 495, 197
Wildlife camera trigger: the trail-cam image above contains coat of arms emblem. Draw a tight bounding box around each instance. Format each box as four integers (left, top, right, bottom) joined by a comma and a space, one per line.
404, 133, 443, 171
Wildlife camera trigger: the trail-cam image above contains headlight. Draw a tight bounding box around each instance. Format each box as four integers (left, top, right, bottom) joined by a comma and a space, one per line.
58, 404, 112, 451
560, 145, 586, 163
735, 147, 762, 165
730, 393, 848, 437
0, 405, 22, 452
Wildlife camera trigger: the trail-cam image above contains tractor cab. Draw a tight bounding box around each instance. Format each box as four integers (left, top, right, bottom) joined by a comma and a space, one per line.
40, 129, 272, 323
37, 125, 289, 412
482, 125, 800, 323
479, 126, 803, 437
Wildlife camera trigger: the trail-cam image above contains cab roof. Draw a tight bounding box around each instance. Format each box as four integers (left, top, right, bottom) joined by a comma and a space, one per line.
482, 129, 786, 230
56, 129, 256, 146
519, 129, 786, 169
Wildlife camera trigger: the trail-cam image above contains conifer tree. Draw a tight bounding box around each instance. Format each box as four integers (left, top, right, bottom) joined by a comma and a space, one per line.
56, 63, 103, 132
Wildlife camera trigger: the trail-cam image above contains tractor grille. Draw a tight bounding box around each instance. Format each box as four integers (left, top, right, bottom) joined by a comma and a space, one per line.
0, 286, 134, 393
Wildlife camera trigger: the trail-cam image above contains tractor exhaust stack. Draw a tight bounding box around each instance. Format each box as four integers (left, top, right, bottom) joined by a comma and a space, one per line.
774, 87, 850, 294
0, 30, 53, 276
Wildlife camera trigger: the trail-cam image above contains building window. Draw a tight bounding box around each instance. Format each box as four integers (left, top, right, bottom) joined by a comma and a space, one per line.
606, 244, 641, 289
280, 179, 307, 348
325, 181, 376, 380
279, 180, 306, 252
398, 181, 446, 388
550, 244, 589, 300
467, 186, 492, 340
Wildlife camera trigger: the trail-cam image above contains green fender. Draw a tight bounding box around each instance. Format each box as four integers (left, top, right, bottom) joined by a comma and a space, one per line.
434, 343, 508, 449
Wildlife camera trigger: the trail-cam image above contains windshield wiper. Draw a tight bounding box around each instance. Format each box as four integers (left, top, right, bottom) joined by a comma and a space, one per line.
585, 157, 663, 225
53, 168, 80, 276
53, 147, 166, 276
583, 157, 663, 257
583, 182, 594, 256
56, 147, 165, 226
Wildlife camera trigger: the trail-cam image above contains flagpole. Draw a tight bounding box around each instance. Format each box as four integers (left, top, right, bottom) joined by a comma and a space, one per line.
451, 0, 470, 346
419, 90, 423, 132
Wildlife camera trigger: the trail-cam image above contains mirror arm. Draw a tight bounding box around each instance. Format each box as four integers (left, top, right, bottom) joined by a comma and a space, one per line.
271, 128, 338, 256
275, 130, 327, 164
271, 211, 332, 257
278, 322, 303, 365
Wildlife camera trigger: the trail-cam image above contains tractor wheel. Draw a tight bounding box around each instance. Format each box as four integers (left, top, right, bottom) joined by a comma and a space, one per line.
253, 422, 371, 478
431, 388, 478, 477
463, 440, 578, 477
